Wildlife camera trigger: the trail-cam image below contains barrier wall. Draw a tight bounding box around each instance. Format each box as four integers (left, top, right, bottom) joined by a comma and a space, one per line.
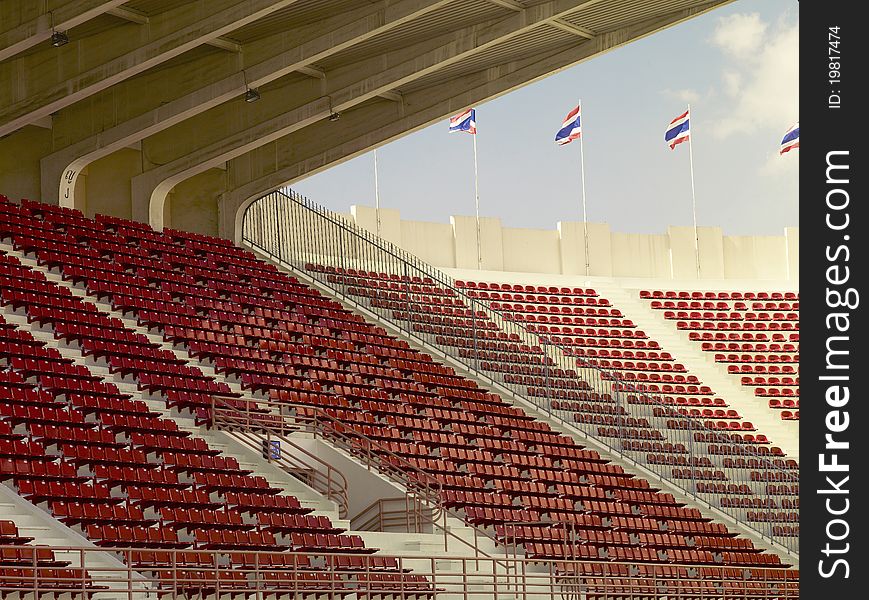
346, 205, 798, 282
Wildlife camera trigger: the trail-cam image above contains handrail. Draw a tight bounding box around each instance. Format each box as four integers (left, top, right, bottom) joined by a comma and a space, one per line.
241, 189, 799, 558
207, 396, 513, 563
350, 496, 433, 533
0, 542, 800, 600
209, 395, 350, 518
209, 397, 444, 521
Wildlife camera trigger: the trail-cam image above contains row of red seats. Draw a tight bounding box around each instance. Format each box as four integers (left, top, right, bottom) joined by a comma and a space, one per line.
458, 279, 599, 296
691, 331, 798, 343
653, 300, 799, 312
718, 352, 798, 363
641, 290, 797, 301
677, 320, 798, 332
665, 310, 798, 321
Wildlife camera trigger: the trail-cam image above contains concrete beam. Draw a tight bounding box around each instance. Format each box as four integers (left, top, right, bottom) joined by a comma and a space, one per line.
549, 19, 595, 38
106, 7, 150, 25
219, 1, 731, 241
378, 90, 404, 103
207, 37, 242, 53
108, 8, 241, 53
296, 65, 326, 79
0, 0, 302, 138
30, 115, 53, 129
0, 0, 129, 63
42, 0, 452, 206
485, 0, 595, 39
294, 65, 402, 102
484, 0, 525, 11
135, 0, 601, 229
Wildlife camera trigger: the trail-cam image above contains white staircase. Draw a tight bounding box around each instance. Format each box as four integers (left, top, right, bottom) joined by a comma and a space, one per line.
597, 283, 798, 459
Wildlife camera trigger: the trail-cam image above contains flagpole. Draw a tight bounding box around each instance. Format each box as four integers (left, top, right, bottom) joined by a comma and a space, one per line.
578, 99, 590, 276
687, 103, 700, 279
374, 149, 381, 237
473, 130, 481, 270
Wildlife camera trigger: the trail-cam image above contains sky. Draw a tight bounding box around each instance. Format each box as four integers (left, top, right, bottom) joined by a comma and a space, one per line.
292, 0, 799, 237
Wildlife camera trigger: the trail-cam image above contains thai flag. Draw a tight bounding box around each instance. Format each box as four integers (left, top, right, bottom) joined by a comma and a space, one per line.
780, 122, 799, 154
555, 105, 582, 145
665, 109, 690, 150
448, 108, 476, 134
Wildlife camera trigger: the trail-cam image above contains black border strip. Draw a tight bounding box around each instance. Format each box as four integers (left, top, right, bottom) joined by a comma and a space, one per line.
800, 1, 866, 596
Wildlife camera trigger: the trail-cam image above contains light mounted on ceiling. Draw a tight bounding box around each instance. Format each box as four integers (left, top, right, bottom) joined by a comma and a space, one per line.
47, 12, 69, 47
244, 88, 261, 103
326, 95, 340, 122
241, 70, 260, 103
50, 30, 69, 47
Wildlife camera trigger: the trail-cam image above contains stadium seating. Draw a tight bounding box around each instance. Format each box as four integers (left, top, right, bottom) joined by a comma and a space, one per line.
0, 202, 401, 578
0, 197, 796, 593
330, 273, 797, 531
640, 289, 799, 420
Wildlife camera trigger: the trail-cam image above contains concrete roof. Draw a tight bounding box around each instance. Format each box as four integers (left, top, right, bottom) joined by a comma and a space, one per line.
0, 0, 732, 237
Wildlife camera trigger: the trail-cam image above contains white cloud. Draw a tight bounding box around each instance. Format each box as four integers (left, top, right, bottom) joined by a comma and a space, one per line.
709, 13, 798, 144
712, 13, 767, 59
721, 71, 741, 96
663, 88, 701, 104
760, 149, 798, 178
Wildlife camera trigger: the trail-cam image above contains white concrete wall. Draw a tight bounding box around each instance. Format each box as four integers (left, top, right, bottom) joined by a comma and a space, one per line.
351, 205, 403, 247
81, 149, 142, 220
165, 170, 224, 234
346, 205, 798, 283
402, 219, 456, 267
294, 438, 410, 525
610, 231, 671, 279
501, 226, 560, 274
0, 126, 51, 202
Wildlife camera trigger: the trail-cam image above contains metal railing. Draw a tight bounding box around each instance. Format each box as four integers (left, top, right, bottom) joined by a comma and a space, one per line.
241, 189, 799, 558
351, 496, 434, 533
209, 396, 509, 563
208, 395, 350, 518
0, 543, 799, 600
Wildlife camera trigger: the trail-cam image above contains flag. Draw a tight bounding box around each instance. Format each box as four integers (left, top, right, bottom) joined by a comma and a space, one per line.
780, 122, 799, 155
665, 109, 690, 150
555, 105, 582, 145
448, 108, 476, 134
